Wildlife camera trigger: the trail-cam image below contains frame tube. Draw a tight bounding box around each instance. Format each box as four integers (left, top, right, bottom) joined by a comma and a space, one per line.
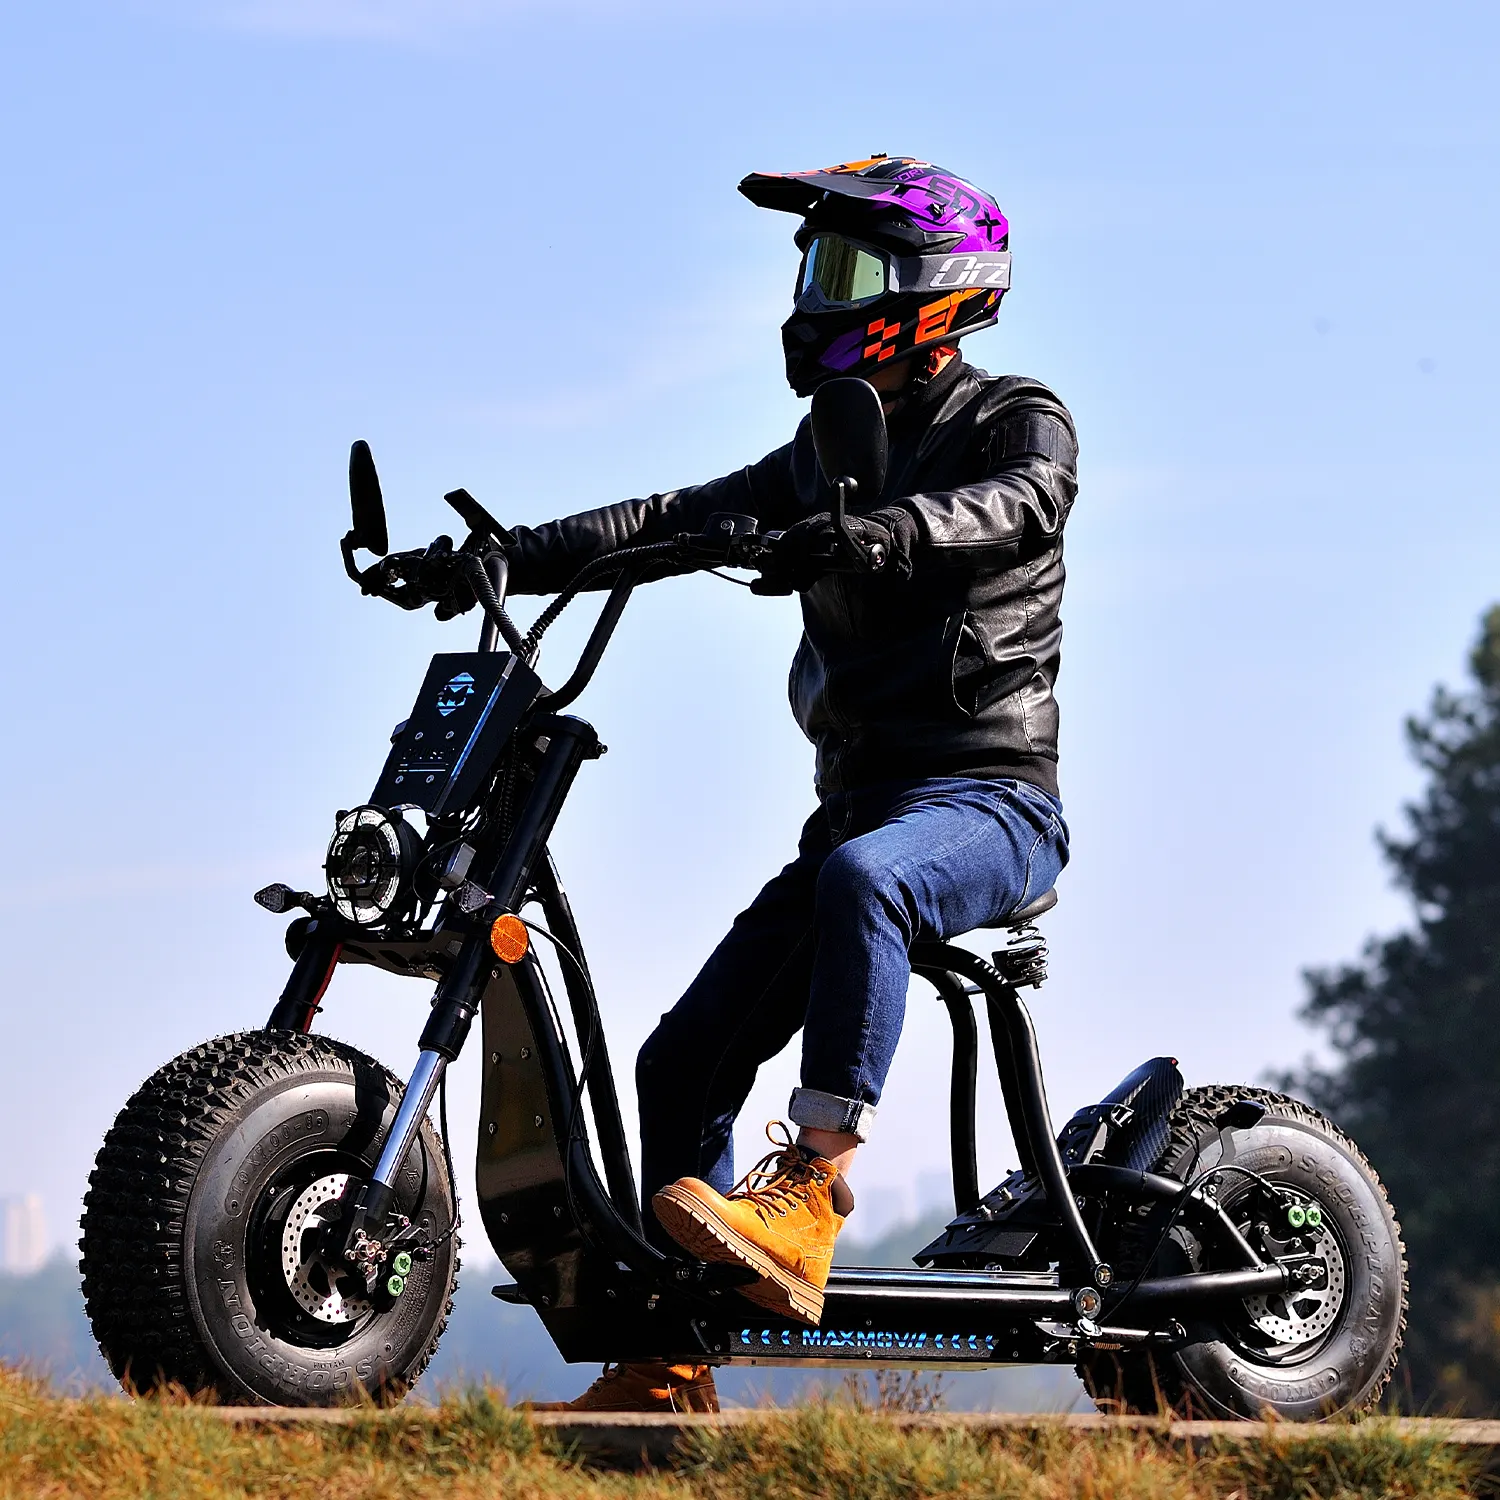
533, 854, 642, 1231
927, 970, 981, 1214
914, 943, 1105, 1276
1117, 1264, 1287, 1309
542, 570, 638, 713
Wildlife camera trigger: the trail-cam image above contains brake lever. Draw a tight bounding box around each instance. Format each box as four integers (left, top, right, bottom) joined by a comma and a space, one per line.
356, 538, 466, 614
369, 553, 433, 611
726, 533, 773, 569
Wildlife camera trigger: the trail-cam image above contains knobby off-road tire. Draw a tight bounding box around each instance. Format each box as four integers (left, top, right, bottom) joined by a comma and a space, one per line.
80, 1031, 459, 1405
1078, 1085, 1407, 1420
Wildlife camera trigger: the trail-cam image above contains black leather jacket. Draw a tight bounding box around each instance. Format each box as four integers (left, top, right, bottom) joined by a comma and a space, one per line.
506, 359, 1078, 799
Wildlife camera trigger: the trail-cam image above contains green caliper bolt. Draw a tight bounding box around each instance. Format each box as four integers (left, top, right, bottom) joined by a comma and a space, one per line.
1286, 1204, 1307, 1229
1304, 1205, 1323, 1230
392, 1251, 413, 1276
386, 1273, 406, 1298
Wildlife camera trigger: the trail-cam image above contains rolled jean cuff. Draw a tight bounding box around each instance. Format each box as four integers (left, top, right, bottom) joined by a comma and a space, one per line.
788, 1087, 876, 1143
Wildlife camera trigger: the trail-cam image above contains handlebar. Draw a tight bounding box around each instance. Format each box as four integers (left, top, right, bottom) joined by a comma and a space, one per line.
347, 505, 885, 712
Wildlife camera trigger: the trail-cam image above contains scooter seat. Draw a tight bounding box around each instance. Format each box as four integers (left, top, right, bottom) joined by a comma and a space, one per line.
1001, 888, 1057, 928
910, 889, 1056, 975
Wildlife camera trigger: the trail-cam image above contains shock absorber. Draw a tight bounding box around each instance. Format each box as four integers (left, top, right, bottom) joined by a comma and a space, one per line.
337, 936, 490, 1288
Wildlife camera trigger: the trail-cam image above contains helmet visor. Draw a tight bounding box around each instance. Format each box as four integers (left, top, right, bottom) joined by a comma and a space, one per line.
797, 235, 889, 308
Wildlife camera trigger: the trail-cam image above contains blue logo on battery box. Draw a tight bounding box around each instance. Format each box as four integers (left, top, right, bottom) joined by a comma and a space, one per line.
436, 672, 476, 717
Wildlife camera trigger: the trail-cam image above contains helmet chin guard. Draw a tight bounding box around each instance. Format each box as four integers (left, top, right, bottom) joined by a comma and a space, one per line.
740, 157, 1011, 396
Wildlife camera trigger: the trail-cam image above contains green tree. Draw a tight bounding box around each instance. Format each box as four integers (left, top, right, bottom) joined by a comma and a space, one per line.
1288, 605, 1500, 1412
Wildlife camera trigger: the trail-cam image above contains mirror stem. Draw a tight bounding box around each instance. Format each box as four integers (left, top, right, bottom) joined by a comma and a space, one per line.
832, 477, 863, 565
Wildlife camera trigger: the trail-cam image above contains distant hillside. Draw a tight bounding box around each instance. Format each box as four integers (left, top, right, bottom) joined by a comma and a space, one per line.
1, 1216, 1082, 1411
835, 1205, 953, 1270
0, 1256, 110, 1391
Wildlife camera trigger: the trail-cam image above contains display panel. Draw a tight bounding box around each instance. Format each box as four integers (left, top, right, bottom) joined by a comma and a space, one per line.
370, 652, 541, 816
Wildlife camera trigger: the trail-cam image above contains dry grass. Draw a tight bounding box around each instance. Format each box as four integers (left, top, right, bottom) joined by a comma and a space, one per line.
688, 1406, 1478, 1500
0, 1364, 1480, 1500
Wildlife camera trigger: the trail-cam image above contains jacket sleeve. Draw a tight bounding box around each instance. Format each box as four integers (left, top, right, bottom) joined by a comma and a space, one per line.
885, 402, 1078, 568
505, 442, 798, 595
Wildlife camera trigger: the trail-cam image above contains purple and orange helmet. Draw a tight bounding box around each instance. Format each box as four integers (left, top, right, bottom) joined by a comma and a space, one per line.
739, 156, 1011, 397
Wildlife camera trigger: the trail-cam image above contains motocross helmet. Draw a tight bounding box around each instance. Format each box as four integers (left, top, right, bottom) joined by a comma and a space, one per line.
739, 156, 1011, 397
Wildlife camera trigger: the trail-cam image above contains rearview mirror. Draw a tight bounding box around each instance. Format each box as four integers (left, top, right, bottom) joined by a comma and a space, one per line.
348, 440, 390, 557
810, 378, 888, 504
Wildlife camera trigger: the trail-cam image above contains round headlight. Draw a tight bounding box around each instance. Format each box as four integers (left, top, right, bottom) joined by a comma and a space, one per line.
325, 806, 417, 926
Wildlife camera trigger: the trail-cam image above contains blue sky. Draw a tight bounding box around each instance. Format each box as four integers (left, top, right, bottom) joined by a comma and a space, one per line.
1, 1, 1496, 1255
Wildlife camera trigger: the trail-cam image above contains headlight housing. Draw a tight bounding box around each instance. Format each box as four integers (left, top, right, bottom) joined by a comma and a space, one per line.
325, 806, 419, 926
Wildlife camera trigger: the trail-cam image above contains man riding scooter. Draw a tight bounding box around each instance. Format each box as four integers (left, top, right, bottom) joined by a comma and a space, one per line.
505, 157, 1079, 1412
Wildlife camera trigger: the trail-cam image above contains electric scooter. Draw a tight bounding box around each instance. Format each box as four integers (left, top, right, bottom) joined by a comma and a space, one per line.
80, 381, 1407, 1419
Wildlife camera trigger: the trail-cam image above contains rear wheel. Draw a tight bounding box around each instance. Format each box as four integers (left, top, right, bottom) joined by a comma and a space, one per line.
80, 1031, 458, 1405
1078, 1086, 1406, 1419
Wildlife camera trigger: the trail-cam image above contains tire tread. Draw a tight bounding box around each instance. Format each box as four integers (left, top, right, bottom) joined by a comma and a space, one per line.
1076, 1084, 1408, 1417
79, 1031, 455, 1402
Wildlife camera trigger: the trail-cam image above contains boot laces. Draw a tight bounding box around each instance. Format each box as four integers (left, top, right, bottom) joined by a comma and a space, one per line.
730, 1122, 827, 1218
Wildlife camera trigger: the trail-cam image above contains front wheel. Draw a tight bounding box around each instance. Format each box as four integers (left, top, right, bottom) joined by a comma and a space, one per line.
1079, 1086, 1407, 1419
80, 1031, 458, 1405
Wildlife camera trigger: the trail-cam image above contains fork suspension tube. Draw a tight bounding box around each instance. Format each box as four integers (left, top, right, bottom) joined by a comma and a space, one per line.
266, 924, 342, 1033
354, 933, 492, 1236
370, 1049, 446, 1192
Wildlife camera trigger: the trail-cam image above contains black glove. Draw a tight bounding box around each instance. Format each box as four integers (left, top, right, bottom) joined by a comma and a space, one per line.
432, 569, 479, 620
750, 507, 916, 595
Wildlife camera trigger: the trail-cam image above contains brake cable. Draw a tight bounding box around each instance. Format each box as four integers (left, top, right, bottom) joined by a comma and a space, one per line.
519, 540, 686, 657
512, 913, 612, 1257
464, 555, 530, 657
420, 1070, 462, 1260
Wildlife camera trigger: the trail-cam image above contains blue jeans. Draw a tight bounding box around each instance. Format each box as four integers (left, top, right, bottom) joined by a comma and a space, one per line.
635, 776, 1068, 1238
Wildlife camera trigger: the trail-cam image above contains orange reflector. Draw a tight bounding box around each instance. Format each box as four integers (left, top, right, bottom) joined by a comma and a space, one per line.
489, 913, 529, 964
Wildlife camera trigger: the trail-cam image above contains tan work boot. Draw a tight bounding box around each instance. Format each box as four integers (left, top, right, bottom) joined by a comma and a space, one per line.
523, 1361, 719, 1413
653, 1122, 848, 1325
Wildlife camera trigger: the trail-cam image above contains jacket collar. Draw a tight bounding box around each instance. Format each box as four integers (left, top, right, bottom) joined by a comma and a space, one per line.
884, 354, 970, 432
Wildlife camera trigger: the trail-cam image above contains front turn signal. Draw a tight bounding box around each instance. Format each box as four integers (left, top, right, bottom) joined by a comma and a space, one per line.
489, 913, 529, 964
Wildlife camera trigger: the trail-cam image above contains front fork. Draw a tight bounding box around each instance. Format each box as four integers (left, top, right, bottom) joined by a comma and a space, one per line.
267, 922, 493, 1291
337, 935, 493, 1286
267, 922, 343, 1033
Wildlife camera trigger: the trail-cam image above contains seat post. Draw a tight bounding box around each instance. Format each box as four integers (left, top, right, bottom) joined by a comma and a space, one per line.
913, 940, 1107, 1281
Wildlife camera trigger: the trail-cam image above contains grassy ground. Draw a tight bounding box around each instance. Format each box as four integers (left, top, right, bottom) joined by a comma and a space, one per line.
0, 1365, 1481, 1500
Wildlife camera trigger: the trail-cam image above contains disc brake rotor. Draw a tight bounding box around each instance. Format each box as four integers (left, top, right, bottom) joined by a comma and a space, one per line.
279, 1172, 373, 1326
1242, 1218, 1346, 1349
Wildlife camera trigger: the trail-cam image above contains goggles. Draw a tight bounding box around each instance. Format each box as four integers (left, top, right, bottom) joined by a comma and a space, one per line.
796, 234, 890, 308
